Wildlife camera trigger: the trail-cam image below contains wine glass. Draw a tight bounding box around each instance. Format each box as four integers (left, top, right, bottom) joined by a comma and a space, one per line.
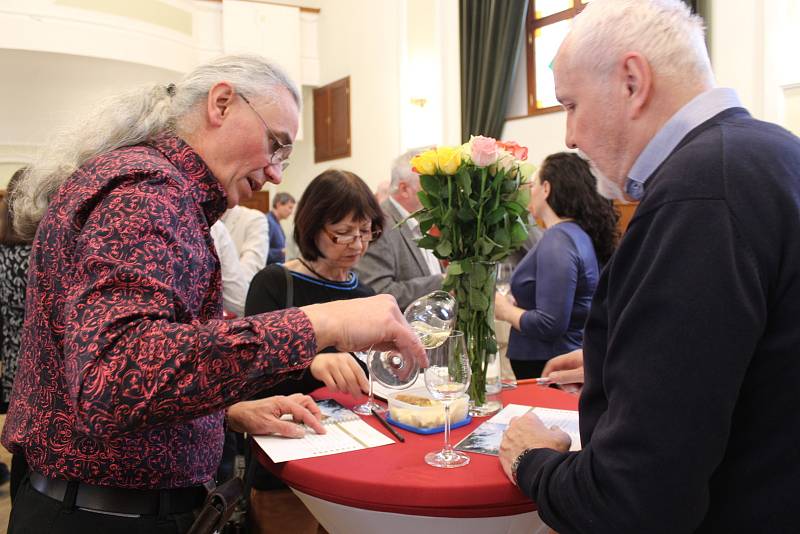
496, 261, 513, 297
353, 291, 457, 415
424, 331, 471, 468
494, 263, 518, 390
353, 347, 423, 415
352, 350, 387, 414
404, 290, 457, 349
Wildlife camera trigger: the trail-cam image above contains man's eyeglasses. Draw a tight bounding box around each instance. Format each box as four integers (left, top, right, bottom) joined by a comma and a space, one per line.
239, 93, 293, 171
323, 228, 382, 246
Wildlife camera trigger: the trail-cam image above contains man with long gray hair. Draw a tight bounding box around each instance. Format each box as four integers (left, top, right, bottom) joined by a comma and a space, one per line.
2, 55, 424, 533
499, 1, 800, 532
355, 148, 444, 309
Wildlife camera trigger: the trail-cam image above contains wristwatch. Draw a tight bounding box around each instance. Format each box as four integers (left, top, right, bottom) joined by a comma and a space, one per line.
511, 448, 536, 486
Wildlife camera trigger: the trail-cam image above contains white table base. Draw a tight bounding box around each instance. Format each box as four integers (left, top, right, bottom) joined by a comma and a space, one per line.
292, 489, 549, 534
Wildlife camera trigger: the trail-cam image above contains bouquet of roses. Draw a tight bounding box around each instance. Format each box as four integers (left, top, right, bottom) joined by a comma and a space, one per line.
409, 136, 534, 407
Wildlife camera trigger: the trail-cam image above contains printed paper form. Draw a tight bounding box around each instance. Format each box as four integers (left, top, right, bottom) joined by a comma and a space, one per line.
455, 403, 581, 456
254, 400, 395, 463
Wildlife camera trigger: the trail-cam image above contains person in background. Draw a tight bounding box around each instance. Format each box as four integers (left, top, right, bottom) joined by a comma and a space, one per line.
0, 168, 32, 499
2, 54, 424, 534
220, 204, 270, 281
355, 148, 443, 310
499, 1, 800, 532
245, 168, 381, 533
374, 179, 390, 205
494, 152, 618, 379
210, 220, 251, 318
267, 191, 295, 264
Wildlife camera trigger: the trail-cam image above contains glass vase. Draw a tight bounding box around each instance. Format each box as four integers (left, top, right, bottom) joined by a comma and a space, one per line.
452, 260, 502, 417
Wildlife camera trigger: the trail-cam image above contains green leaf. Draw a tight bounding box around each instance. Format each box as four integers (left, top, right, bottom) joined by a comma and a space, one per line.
511, 221, 529, 244
475, 238, 492, 256
442, 207, 456, 225
493, 227, 510, 247
419, 218, 435, 235
446, 261, 464, 276
436, 239, 452, 257
486, 208, 505, 226
468, 288, 490, 311
503, 201, 526, 215
418, 191, 434, 209
420, 174, 441, 197
417, 235, 438, 250
472, 261, 488, 282
456, 169, 472, 196
457, 205, 475, 222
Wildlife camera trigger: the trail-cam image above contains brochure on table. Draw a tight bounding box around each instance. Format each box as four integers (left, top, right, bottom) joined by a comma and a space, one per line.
455, 403, 581, 456
254, 399, 394, 463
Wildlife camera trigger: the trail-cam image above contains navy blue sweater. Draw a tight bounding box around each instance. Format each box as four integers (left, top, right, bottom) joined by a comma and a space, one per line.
517, 108, 800, 533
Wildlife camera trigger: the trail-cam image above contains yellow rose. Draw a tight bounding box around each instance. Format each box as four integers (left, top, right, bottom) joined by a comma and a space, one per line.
436, 146, 462, 175
411, 150, 438, 175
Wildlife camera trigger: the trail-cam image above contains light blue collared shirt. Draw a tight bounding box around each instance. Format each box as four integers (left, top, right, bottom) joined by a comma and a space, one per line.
624, 88, 743, 200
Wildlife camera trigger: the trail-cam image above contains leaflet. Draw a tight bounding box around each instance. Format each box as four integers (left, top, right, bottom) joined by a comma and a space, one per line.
455, 403, 581, 456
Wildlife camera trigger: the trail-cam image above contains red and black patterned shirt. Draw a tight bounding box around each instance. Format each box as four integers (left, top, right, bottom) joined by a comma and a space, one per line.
1, 134, 317, 489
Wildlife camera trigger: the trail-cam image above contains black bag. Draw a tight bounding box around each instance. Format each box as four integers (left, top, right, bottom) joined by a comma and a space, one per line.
187, 477, 243, 534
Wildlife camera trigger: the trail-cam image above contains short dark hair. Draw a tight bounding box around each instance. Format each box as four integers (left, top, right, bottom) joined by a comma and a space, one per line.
293, 169, 384, 261
539, 152, 619, 264
272, 191, 295, 208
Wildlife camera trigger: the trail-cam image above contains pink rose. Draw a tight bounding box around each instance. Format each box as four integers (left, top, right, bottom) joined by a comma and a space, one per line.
497, 140, 528, 161
470, 136, 499, 167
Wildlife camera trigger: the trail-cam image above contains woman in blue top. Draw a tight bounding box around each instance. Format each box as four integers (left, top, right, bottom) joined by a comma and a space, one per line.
495, 152, 618, 379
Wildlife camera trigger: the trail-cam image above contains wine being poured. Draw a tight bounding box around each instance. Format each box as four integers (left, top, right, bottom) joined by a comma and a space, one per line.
353, 291, 457, 415
408, 321, 451, 349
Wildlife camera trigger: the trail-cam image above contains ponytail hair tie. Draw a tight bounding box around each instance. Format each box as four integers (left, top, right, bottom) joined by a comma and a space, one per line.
166, 83, 176, 97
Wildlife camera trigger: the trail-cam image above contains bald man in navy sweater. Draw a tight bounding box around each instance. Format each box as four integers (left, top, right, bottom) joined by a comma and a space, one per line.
499, 1, 800, 533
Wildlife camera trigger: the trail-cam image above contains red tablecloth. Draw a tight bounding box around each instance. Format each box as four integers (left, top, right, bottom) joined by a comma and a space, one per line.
254, 381, 578, 518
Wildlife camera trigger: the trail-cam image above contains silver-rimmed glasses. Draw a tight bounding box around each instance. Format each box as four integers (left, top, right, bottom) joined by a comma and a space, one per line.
239, 93, 293, 171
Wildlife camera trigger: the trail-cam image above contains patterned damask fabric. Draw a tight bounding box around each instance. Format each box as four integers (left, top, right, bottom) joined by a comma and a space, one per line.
0, 243, 31, 406
0, 135, 317, 489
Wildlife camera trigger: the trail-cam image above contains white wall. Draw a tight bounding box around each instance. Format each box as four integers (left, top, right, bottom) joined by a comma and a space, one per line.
278, 0, 403, 203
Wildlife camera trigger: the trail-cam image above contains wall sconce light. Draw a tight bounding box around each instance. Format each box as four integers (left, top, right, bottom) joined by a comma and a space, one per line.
409, 97, 428, 108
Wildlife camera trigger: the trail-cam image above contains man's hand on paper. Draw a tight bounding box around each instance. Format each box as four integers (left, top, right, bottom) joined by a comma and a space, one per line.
541, 349, 585, 395
499, 412, 572, 485
310, 352, 369, 398
226, 393, 326, 437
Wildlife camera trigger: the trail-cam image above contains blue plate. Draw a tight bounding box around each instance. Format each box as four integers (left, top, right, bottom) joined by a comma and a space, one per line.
385, 414, 472, 435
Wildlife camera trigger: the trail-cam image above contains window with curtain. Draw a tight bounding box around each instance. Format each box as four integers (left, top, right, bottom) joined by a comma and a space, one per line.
516, 0, 703, 118
525, 0, 589, 116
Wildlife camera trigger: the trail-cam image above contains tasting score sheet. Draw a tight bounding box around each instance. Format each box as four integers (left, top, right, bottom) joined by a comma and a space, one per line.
254, 399, 395, 463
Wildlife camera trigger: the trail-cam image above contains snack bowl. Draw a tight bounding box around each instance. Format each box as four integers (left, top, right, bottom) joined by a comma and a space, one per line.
386, 388, 469, 433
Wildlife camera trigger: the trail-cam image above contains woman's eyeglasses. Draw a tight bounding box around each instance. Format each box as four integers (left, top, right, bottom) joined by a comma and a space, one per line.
323, 228, 382, 246
239, 93, 293, 171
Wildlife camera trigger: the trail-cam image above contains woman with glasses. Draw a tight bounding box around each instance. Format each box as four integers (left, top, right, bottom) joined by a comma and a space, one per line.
244, 169, 383, 533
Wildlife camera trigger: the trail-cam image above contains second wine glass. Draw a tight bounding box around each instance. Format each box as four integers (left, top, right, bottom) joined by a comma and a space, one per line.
424, 331, 471, 468
353, 350, 386, 415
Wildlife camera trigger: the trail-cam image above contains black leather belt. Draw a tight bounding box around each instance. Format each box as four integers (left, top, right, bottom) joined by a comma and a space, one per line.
30, 471, 210, 516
